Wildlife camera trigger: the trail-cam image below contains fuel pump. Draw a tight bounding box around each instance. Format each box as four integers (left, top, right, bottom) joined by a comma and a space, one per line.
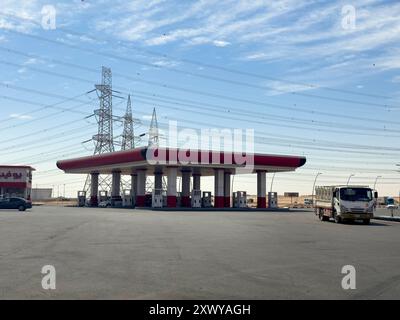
233, 191, 247, 208
191, 189, 201, 208
77, 191, 86, 207
268, 192, 278, 208
202, 191, 212, 208
152, 189, 164, 208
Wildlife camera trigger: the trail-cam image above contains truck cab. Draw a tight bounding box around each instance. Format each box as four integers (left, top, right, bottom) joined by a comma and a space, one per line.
315, 185, 377, 224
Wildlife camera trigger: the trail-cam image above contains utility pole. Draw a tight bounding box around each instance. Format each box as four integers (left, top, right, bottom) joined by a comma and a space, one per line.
346, 174, 355, 186
396, 164, 400, 206
312, 172, 322, 205
270, 173, 276, 192
373, 175, 382, 190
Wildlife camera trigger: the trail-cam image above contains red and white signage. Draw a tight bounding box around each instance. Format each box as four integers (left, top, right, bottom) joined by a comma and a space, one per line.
0, 166, 33, 188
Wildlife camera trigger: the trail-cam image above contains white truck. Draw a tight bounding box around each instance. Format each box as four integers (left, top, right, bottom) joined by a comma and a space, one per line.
314, 185, 378, 224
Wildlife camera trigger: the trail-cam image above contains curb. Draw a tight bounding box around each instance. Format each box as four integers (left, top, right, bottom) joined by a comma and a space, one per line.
136, 207, 292, 212
373, 216, 400, 222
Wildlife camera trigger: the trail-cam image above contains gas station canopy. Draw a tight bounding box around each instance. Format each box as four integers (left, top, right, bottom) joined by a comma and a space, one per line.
56, 147, 306, 175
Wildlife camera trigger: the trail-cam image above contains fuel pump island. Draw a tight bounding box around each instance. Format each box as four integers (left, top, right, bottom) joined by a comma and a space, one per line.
58, 146, 306, 209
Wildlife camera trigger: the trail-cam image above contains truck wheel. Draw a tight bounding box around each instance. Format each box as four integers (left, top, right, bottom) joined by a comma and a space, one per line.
334, 215, 341, 224
319, 212, 328, 222
363, 219, 370, 225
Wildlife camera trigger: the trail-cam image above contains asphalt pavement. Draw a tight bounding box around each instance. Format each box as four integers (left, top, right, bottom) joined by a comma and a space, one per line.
0, 206, 399, 299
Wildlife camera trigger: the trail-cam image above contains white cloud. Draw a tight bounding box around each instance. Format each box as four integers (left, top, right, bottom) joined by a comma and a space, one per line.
0, 0, 94, 33
2, 0, 398, 95
245, 52, 268, 60
22, 57, 39, 65
392, 76, 400, 83
264, 81, 316, 96
213, 40, 230, 47
151, 59, 179, 67
375, 52, 400, 71
95, 0, 309, 47
10, 113, 33, 120
0, 0, 42, 32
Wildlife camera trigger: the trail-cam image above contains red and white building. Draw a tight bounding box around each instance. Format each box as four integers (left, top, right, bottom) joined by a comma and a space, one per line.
57, 147, 306, 208
0, 165, 35, 200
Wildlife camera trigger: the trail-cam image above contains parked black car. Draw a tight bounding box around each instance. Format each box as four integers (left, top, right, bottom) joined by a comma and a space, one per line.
0, 197, 32, 211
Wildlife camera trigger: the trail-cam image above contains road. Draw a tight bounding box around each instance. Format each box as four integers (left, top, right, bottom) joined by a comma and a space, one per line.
0, 206, 399, 299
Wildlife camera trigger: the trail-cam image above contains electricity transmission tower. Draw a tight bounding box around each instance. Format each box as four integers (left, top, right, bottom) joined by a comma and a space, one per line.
119, 94, 138, 191
148, 107, 159, 147
83, 66, 115, 195
146, 107, 169, 191
121, 94, 135, 150
93, 66, 115, 153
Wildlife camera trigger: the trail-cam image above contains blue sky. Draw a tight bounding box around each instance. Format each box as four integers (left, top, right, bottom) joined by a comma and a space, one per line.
0, 0, 399, 197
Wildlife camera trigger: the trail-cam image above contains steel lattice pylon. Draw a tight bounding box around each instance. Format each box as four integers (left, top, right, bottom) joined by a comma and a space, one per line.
93, 66, 114, 154
119, 94, 136, 192
121, 94, 134, 150
148, 107, 159, 147
83, 66, 115, 196
146, 107, 168, 191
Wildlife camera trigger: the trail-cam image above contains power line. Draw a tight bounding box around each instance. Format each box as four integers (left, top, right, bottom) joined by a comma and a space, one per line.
2, 60, 400, 139
135, 99, 400, 149
0, 87, 125, 132
132, 89, 400, 125
0, 95, 91, 131
0, 125, 96, 155
0, 65, 398, 161
0, 81, 90, 106
6, 143, 88, 164
2, 46, 400, 125
131, 92, 398, 132
0, 13, 396, 104
0, 128, 92, 162
0, 84, 89, 124
8, 117, 398, 170
132, 96, 400, 137
2, 84, 400, 157
0, 116, 91, 144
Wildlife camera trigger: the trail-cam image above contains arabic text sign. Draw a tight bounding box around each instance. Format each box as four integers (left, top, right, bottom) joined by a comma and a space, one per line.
0, 168, 27, 183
